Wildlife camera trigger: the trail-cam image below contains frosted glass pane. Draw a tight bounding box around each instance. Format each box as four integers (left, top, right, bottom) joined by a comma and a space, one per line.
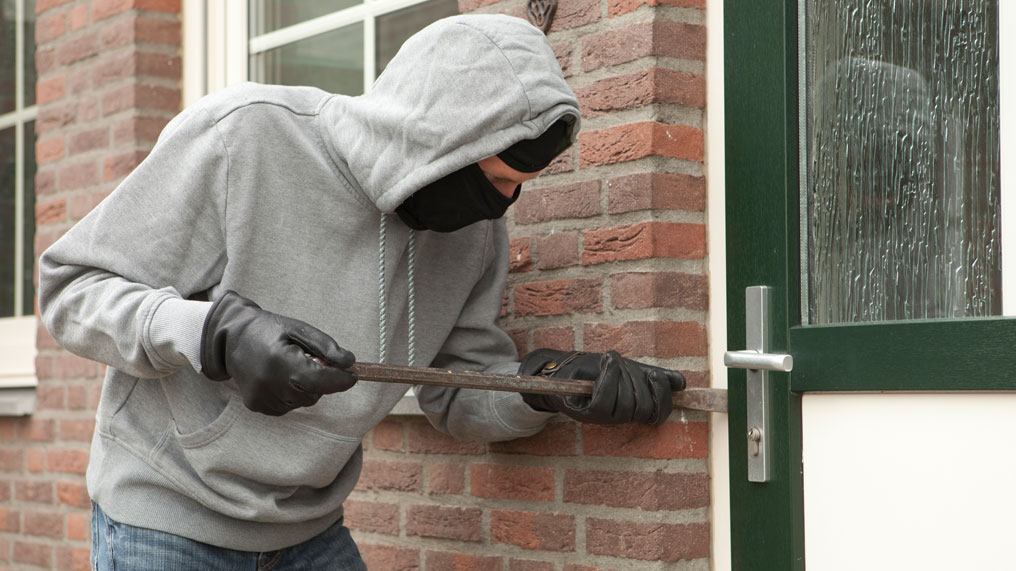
804, 0, 1001, 324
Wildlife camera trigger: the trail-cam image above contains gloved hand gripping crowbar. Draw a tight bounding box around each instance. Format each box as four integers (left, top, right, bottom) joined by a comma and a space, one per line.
349, 362, 728, 413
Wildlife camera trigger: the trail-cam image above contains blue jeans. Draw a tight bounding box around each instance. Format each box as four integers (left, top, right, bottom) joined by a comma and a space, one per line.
91, 503, 367, 570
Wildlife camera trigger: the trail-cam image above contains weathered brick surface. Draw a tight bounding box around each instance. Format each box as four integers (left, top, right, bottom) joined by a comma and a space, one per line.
406, 505, 482, 541
470, 465, 555, 501
358, 544, 420, 571
513, 278, 602, 317
490, 510, 576, 551
564, 469, 710, 510
586, 519, 710, 562
607, 172, 706, 213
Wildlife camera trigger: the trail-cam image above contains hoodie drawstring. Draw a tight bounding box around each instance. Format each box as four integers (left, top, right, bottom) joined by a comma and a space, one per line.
378, 214, 416, 366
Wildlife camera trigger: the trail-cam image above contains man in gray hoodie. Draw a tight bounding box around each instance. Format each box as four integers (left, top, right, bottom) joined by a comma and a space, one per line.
39, 14, 684, 570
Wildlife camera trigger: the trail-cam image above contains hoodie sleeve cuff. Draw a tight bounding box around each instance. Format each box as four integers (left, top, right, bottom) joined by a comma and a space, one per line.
147, 297, 213, 373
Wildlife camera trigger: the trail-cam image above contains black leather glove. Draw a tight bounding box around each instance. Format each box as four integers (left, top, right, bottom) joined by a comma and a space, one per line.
200, 290, 358, 416
518, 349, 685, 425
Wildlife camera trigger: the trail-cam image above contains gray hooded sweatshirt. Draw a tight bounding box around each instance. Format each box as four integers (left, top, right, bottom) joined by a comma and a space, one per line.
38, 15, 580, 551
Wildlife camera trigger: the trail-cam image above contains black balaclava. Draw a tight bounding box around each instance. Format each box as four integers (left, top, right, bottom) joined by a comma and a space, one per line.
395, 119, 572, 232
395, 163, 520, 232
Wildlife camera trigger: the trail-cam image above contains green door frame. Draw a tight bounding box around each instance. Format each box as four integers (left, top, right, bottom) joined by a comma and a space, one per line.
725, 0, 1014, 568
724, 0, 804, 568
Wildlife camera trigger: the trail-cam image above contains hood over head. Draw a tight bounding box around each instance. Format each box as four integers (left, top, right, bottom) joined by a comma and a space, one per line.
321, 14, 581, 212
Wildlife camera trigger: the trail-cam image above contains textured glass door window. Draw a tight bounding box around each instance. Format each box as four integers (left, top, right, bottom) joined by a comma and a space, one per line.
250, 23, 365, 96
803, 0, 1001, 324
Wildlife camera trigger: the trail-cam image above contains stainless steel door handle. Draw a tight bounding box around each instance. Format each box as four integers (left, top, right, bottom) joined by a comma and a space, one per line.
724, 286, 792, 483
723, 350, 793, 372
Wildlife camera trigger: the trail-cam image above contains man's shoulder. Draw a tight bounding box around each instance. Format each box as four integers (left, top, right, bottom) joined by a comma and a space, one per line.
194, 82, 333, 123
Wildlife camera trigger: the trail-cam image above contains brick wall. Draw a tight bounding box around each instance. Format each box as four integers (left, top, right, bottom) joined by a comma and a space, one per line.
9, 0, 710, 569
2, 1, 182, 569
349, 1, 711, 569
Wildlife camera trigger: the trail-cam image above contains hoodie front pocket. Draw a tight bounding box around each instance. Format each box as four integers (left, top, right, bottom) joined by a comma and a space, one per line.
162, 396, 362, 510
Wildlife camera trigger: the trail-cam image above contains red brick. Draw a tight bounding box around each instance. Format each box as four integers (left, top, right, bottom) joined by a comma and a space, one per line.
66, 386, 90, 409
36, 135, 65, 164
0, 479, 11, 501
532, 232, 579, 269
69, 128, 110, 155
79, 96, 101, 122
112, 116, 169, 145
609, 0, 704, 16
103, 150, 148, 181
53, 353, 100, 379
57, 161, 100, 191
513, 278, 601, 317
509, 237, 532, 273
15, 481, 53, 503
607, 172, 706, 213
506, 327, 526, 358
564, 469, 709, 510
70, 4, 90, 30
35, 199, 66, 226
427, 463, 465, 494
95, 52, 181, 85
35, 12, 66, 44
489, 422, 577, 456
0, 449, 23, 472
68, 63, 93, 94
581, 21, 706, 72
36, 0, 73, 14
576, 69, 705, 118
371, 420, 403, 451
24, 510, 63, 538
511, 560, 555, 571
13, 541, 51, 568
491, 510, 575, 552
355, 460, 421, 492
470, 464, 554, 501
94, 0, 181, 21
548, 0, 599, 32
57, 481, 91, 508
134, 15, 181, 45
514, 181, 600, 224
425, 551, 502, 571
102, 84, 180, 116
531, 327, 574, 352
26, 449, 45, 472
46, 449, 89, 474
57, 32, 99, 65
582, 222, 705, 265
552, 42, 573, 77
611, 272, 708, 311
0, 509, 20, 532
35, 386, 65, 410
67, 512, 89, 541
579, 122, 703, 167
583, 421, 708, 459
36, 47, 58, 75
55, 546, 91, 571
584, 321, 706, 359
342, 500, 399, 535
586, 518, 709, 561
68, 190, 109, 221
457, 0, 499, 13
406, 505, 482, 541
358, 544, 419, 571
406, 422, 485, 455
36, 102, 77, 133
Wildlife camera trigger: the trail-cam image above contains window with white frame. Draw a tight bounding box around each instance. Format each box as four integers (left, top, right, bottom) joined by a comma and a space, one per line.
0, 0, 38, 415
